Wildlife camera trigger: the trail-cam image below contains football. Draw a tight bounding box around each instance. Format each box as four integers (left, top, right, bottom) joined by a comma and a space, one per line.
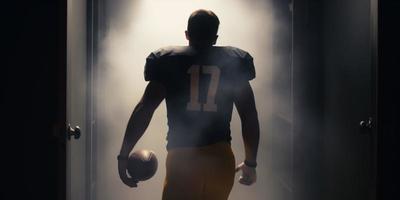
127, 150, 158, 181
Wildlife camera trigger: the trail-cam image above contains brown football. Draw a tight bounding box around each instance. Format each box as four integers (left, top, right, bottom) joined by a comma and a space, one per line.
127, 150, 158, 181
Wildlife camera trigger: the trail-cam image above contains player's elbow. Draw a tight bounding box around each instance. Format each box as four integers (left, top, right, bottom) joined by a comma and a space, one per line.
239, 108, 259, 124
137, 101, 158, 115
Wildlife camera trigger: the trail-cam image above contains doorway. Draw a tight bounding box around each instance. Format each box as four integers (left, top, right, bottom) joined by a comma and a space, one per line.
66, 0, 294, 200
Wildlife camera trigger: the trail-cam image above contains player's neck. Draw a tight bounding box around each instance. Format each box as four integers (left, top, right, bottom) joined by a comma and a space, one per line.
189, 41, 214, 49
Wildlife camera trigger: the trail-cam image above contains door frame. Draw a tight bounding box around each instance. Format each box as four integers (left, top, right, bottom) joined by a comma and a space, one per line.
85, 0, 96, 199
370, 0, 378, 199
84, 0, 106, 199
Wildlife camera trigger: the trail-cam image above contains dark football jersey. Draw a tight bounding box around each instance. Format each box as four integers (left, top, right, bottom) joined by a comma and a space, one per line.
144, 46, 255, 149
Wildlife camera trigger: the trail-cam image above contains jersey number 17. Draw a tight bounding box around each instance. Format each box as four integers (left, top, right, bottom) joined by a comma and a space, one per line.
186, 65, 220, 112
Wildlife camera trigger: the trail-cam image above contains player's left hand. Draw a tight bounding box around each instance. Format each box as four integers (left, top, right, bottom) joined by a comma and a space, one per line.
118, 159, 138, 188
235, 162, 257, 185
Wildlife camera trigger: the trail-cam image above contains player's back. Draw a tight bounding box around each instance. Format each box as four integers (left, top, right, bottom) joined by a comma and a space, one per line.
144, 46, 255, 149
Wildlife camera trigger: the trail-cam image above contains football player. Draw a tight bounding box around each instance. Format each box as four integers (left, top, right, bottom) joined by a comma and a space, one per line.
118, 9, 260, 200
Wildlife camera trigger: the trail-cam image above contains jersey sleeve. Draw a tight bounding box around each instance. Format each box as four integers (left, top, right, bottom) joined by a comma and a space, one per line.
144, 52, 161, 81
238, 52, 256, 81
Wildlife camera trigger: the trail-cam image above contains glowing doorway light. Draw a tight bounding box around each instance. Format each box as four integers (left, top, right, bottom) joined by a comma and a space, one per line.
96, 0, 276, 200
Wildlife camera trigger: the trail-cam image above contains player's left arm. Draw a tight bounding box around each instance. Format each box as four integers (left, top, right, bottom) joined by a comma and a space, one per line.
118, 81, 165, 187
234, 80, 260, 185
234, 81, 260, 165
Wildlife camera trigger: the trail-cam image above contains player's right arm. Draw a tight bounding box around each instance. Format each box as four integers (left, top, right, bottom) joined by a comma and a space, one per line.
233, 80, 260, 185
118, 81, 165, 187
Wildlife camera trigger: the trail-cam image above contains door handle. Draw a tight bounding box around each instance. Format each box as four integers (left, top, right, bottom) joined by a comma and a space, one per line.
67, 124, 81, 140
359, 117, 373, 130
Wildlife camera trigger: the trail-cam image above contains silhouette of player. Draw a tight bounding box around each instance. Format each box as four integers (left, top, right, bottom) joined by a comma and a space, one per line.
118, 9, 260, 200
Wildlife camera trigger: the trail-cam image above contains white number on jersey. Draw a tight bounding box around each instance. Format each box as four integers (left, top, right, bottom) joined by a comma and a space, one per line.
186, 65, 221, 112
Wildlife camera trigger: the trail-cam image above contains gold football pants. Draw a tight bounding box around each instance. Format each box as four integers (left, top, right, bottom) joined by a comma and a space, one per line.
162, 142, 236, 200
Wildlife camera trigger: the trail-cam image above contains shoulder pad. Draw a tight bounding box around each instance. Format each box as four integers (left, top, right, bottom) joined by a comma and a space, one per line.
217, 46, 255, 80
150, 46, 195, 58
218, 46, 253, 60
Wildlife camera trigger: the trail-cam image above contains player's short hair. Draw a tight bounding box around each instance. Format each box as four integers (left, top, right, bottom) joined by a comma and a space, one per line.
187, 9, 220, 42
